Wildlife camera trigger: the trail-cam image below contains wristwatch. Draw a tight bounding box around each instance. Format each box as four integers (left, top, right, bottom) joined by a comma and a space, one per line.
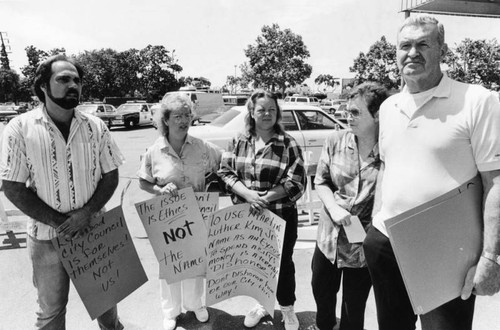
481, 251, 500, 266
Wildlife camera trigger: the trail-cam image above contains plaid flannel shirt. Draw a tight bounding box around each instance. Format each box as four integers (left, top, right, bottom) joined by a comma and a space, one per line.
218, 131, 306, 218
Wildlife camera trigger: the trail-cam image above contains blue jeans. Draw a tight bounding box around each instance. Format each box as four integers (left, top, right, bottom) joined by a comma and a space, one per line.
28, 235, 124, 330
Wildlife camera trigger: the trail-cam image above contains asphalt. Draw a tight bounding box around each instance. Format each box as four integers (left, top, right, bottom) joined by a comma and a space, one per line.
1, 123, 500, 330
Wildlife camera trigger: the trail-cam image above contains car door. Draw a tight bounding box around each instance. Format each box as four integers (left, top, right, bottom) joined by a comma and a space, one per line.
140, 105, 150, 125
281, 110, 307, 158
294, 109, 343, 164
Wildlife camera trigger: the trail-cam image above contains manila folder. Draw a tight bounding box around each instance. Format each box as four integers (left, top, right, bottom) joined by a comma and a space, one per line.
385, 175, 483, 315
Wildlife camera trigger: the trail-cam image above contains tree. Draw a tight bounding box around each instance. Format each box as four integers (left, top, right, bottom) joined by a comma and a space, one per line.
115, 48, 142, 97
0, 68, 20, 102
443, 38, 500, 89
76, 48, 121, 100
137, 45, 182, 101
349, 36, 399, 90
20, 46, 66, 90
242, 23, 312, 93
1, 42, 10, 70
226, 75, 242, 93
21, 46, 48, 89
314, 74, 341, 93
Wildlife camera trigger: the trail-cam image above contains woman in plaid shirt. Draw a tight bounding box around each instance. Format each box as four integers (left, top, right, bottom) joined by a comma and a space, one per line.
218, 90, 306, 330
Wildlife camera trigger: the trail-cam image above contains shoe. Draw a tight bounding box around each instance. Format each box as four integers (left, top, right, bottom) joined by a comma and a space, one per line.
244, 304, 269, 328
163, 317, 177, 330
280, 305, 299, 330
193, 306, 209, 323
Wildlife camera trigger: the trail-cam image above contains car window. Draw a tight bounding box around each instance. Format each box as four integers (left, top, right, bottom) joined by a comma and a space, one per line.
296, 110, 339, 130
97, 106, 104, 113
281, 111, 298, 131
105, 105, 114, 112
297, 98, 307, 103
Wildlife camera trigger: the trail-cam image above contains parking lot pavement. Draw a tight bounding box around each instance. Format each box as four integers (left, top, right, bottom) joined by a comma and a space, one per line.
2, 125, 500, 329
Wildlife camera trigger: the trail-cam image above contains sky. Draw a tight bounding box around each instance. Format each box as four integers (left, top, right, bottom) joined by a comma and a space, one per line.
1, 0, 499, 91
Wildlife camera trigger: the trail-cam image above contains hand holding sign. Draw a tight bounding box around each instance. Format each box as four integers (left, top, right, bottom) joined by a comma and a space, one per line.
135, 187, 208, 283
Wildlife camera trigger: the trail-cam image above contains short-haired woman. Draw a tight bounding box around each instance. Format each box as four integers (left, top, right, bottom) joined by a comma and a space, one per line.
312, 82, 389, 330
137, 94, 222, 330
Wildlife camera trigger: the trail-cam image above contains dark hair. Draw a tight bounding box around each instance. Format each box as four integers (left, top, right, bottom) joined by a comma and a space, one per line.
33, 54, 84, 104
244, 90, 284, 135
348, 82, 389, 117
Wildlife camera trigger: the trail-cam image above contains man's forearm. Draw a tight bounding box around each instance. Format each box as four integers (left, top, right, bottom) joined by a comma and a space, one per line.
2, 180, 67, 228
481, 170, 500, 254
81, 169, 119, 215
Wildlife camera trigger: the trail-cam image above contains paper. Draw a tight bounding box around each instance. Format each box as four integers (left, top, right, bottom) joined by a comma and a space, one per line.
52, 206, 147, 320
344, 215, 366, 243
134, 187, 208, 283
385, 175, 483, 315
205, 204, 286, 316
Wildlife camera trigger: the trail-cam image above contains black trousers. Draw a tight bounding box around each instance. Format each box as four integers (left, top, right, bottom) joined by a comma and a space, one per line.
276, 207, 298, 306
364, 226, 476, 330
311, 245, 372, 330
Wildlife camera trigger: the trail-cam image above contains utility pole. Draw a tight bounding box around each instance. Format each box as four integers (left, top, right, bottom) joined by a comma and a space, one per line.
0, 32, 11, 70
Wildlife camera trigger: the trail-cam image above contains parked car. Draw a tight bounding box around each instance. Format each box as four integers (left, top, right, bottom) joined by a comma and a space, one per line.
283, 95, 320, 106
110, 101, 155, 129
189, 104, 348, 165
319, 99, 347, 114
76, 102, 117, 127
0, 105, 18, 123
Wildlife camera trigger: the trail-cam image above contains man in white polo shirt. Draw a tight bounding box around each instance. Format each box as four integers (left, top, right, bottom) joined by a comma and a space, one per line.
1, 55, 125, 329
363, 15, 500, 330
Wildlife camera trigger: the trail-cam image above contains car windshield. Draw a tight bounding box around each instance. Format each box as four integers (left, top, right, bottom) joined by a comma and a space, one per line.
210, 108, 242, 127
117, 104, 141, 112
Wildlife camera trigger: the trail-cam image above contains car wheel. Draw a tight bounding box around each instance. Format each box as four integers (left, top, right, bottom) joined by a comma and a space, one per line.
125, 118, 134, 129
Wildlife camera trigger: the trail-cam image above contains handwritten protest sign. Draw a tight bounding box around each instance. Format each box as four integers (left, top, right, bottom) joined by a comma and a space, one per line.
195, 192, 219, 225
135, 187, 208, 283
52, 205, 147, 320
206, 204, 285, 315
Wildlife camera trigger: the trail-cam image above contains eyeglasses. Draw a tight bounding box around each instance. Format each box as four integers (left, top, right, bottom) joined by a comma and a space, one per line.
346, 109, 360, 119
171, 113, 193, 123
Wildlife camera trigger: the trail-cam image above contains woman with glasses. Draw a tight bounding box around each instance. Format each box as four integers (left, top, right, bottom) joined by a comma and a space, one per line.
218, 90, 306, 330
137, 94, 222, 330
312, 82, 389, 330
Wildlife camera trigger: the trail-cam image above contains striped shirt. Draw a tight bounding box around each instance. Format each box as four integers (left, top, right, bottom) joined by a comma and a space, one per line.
314, 130, 380, 267
218, 131, 306, 217
0, 106, 124, 239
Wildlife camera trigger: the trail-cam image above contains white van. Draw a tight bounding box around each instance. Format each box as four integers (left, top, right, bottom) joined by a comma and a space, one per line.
161, 90, 225, 123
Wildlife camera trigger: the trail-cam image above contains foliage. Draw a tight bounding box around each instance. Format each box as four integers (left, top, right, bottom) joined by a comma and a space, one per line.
179, 76, 211, 90
242, 23, 312, 93
20, 46, 66, 89
443, 38, 500, 89
0, 68, 20, 102
349, 36, 400, 90
137, 45, 182, 101
314, 74, 339, 87
76, 49, 121, 100
1, 42, 10, 70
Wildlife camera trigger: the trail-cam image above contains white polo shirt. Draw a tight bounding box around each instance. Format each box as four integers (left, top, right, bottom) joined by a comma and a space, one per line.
373, 75, 500, 236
